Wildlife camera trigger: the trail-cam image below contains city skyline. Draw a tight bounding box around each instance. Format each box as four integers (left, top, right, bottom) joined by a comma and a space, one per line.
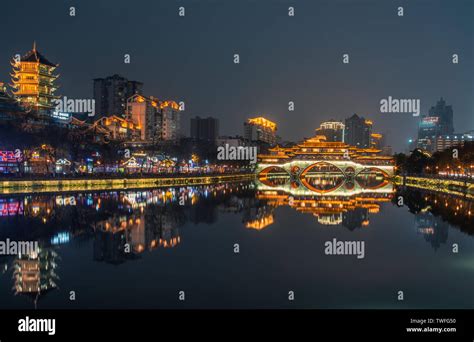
1, 0, 472, 153
1, 1, 474, 336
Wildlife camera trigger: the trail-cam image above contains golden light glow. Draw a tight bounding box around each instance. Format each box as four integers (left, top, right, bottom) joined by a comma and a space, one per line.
246, 215, 274, 230
10, 43, 59, 110
247, 117, 277, 131
160, 100, 179, 110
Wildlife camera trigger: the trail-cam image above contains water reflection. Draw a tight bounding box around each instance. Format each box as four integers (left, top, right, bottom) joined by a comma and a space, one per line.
0, 180, 473, 308
12, 247, 59, 308
254, 190, 393, 230
395, 188, 474, 250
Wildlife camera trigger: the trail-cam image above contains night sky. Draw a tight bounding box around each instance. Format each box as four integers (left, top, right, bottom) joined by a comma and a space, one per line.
1, 0, 473, 152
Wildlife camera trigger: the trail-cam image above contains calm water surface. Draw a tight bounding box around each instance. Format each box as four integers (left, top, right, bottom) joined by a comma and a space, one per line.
0, 182, 473, 309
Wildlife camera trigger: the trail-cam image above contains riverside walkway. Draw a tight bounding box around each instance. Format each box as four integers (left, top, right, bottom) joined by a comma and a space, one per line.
0, 173, 256, 195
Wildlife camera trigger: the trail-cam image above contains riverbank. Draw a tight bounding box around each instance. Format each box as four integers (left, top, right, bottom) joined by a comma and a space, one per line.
393, 175, 474, 199
0, 173, 256, 195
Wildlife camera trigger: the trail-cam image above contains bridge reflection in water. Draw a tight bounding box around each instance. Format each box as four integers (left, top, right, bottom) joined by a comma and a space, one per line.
251, 182, 395, 231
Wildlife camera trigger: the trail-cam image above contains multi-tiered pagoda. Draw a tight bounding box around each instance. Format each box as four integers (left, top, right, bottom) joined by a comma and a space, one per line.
10, 42, 59, 114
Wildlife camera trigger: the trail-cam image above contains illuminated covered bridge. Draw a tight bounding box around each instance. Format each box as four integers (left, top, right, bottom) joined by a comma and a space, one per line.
256, 135, 395, 195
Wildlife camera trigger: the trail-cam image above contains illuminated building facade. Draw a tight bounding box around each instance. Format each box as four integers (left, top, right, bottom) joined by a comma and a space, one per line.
370, 133, 383, 149
10, 43, 59, 114
344, 114, 372, 148
0, 150, 19, 174
244, 117, 277, 145
316, 120, 345, 142
95, 115, 141, 142
160, 101, 181, 142
416, 98, 455, 152
126, 95, 161, 142
433, 132, 474, 152
256, 135, 394, 196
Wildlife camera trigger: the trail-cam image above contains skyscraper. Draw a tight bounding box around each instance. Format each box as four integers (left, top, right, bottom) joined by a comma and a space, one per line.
316, 120, 345, 142
190, 116, 219, 142
93, 74, 143, 118
417, 98, 455, 152
427, 97, 454, 135
344, 114, 372, 148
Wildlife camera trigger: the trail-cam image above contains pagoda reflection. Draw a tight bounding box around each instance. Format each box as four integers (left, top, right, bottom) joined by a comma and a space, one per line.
12, 246, 59, 308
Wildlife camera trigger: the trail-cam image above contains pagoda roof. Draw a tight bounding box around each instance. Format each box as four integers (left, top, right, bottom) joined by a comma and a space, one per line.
20, 44, 57, 67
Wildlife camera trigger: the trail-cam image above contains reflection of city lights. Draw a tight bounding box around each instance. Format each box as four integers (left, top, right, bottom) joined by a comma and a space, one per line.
246, 215, 274, 230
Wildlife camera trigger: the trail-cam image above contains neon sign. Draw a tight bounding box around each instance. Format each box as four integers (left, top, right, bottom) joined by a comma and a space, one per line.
0, 151, 18, 162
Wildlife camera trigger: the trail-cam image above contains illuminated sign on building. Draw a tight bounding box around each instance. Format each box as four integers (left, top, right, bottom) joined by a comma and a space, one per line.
420, 116, 439, 126
0, 151, 18, 162
0, 199, 23, 216
51, 111, 72, 123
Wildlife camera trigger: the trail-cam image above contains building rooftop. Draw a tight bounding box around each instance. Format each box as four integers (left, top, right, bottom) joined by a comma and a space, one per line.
18, 43, 57, 67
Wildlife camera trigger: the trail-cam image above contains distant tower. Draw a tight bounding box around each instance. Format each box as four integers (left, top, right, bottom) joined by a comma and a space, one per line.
10, 42, 59, 114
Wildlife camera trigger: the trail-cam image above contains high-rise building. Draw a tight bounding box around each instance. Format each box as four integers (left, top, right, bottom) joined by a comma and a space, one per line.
244, 117, 277, 145
10, 43, 59, 114
427, 97, 454, 135
126, 95, 160, 142
417, 98, 455, 152
160, 101, 181, 142
93, 74, 143, 118
190, 116, 219, 142
316, 120, 345, 142
418, 116, 442, 139
344, 114, 372, 148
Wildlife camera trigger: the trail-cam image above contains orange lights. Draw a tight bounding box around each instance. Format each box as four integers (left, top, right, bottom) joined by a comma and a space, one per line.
160, 100, 179, 110
10, 43, 59, 110
247, 117, 277, 131
246, 215, 274, 230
